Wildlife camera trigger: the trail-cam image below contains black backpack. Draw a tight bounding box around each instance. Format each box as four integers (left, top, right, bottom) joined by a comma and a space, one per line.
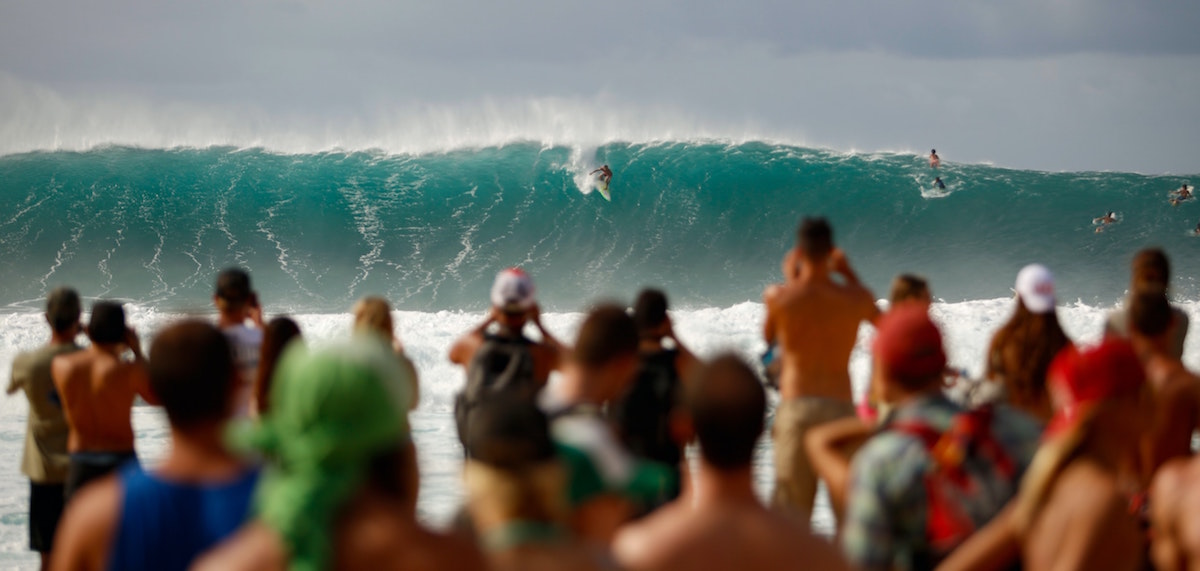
609, 350, 682, 466
454, 334, 539, 450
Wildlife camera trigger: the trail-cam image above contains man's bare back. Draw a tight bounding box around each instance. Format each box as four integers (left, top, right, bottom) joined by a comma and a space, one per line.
1144, 360, 1200, 473
1023, 461, 1143, 571
765, 249, 878, 401
51, 333, 154, 453
616, 501, 849, 571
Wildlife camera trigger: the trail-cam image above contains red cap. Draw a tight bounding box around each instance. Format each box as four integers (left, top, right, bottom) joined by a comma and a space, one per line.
873, 305, 946, 382
1045, 338, 1145, 437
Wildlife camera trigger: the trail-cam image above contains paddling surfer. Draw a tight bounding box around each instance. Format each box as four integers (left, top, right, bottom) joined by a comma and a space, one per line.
1095, 212, 1117, 232
934, 177, 945, 190
1170, 184, 1192, 206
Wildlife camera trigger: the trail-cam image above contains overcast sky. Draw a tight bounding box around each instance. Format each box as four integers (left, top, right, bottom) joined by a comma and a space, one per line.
1, 0, 1198, 173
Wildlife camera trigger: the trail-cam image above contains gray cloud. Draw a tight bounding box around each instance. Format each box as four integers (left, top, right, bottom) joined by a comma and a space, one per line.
1, 0, 1198, 172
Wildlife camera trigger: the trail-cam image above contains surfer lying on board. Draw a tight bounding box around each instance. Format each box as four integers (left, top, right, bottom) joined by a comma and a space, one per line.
929, 149, 940, 168
591, 165, 613, 186
934, 177, 945, 190
1094, 211, 1117, 233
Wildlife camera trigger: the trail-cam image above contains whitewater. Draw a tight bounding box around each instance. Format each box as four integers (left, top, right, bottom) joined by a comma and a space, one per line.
1, 140, 1198, 568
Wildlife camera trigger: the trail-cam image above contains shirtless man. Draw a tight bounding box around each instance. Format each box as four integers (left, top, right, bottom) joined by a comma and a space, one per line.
763, 217, 879, 522
1150, 457, 1200, 571
590, 165, 613, 186
51, 301, 158, 501
50, 321, 258, 571
1171, 184, 1192, 206
930, 149, 941, 168
614, 355, 852, 571
1127, 290, 1200, 476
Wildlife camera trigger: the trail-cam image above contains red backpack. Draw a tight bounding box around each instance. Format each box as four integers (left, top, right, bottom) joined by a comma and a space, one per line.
889, 405, 1018, 556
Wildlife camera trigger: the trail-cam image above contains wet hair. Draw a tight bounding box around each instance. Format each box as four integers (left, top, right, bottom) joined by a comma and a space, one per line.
352, 296, 394, 338
796, 217, 833, 260
215, 268, 254, 308
1129, 290, 1172, 338
86, 301, 126, 345
633, 288, 669, 336
931, 149, 937, 154
687, 354, 766, 470
46, 287, 81, 334
253, 317, 302, 416
986, 302, 1071, 420
147, 320, 236, 428
1131, 248, 1170, 291
889, 274, 931, 306
574, 304, 639, 369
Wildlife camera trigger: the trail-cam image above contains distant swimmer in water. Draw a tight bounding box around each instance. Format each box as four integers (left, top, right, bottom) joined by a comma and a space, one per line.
933, 177, 946, 190
1194, 220, 1200, 236
590, 165, 613, 187
929, 149, 941, 168
1094, 211, 1117, 233
1170, 183, 1192, 206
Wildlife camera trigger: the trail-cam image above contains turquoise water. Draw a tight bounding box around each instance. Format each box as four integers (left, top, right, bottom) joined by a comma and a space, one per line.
1, 142, 1197, 314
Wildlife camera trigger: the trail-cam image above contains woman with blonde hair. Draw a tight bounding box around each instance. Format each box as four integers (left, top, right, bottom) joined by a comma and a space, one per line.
352, 296, 420, 410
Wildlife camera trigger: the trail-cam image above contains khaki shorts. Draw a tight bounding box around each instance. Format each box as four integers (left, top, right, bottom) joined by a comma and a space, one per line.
771, 397, 857, 523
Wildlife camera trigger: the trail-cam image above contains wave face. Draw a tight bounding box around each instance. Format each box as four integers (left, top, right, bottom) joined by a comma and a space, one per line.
0, 142, 1196, 312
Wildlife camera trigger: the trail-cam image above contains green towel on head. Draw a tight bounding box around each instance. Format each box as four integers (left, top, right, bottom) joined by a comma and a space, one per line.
230, 335, 413, 571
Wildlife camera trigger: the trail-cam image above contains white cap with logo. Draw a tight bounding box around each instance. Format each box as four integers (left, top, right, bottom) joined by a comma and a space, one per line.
490, 268, 537, 313
1015, 263, 1056, 314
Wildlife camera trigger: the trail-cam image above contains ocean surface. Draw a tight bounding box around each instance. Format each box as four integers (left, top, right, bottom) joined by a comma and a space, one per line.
1, 141, 1198, 568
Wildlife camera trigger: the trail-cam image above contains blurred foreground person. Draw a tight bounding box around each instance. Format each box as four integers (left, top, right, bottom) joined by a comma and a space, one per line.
249, 317, 302, 418
1106, 248, 1189, 359
1127, 291, 1200, 477
542, 304, 674, 544
195, 336, 484, 571
614, 354, 851, 571
7, 288, 82, 570
213, 268, 265, 416
939, 339, 1150, 571
1150, 456, 1200, 571
51, 321, 257, 571
608, 288, 700, 510
464, 398, 612, 571
842, 306, 1040, 570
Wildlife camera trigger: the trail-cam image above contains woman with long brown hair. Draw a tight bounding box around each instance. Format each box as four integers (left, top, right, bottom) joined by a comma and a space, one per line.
985, 264, 1071, 423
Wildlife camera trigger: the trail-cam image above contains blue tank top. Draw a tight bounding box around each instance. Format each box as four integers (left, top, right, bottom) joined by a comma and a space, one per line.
108, 462, 259, 571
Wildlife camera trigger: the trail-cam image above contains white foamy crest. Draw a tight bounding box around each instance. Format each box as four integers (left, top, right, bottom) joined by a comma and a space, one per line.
0, 73, 791, 158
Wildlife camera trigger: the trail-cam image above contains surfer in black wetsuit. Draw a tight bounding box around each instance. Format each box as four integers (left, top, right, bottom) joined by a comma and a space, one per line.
934, 177, 945, 190
591, 165, 613, 186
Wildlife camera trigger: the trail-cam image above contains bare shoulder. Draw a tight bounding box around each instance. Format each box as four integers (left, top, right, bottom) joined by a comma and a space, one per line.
448, 331, 483, 365
1053, 463, 1133, 533
50, 476, 122, 571
613, 504, 691, 569
192, 522, 288, 571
